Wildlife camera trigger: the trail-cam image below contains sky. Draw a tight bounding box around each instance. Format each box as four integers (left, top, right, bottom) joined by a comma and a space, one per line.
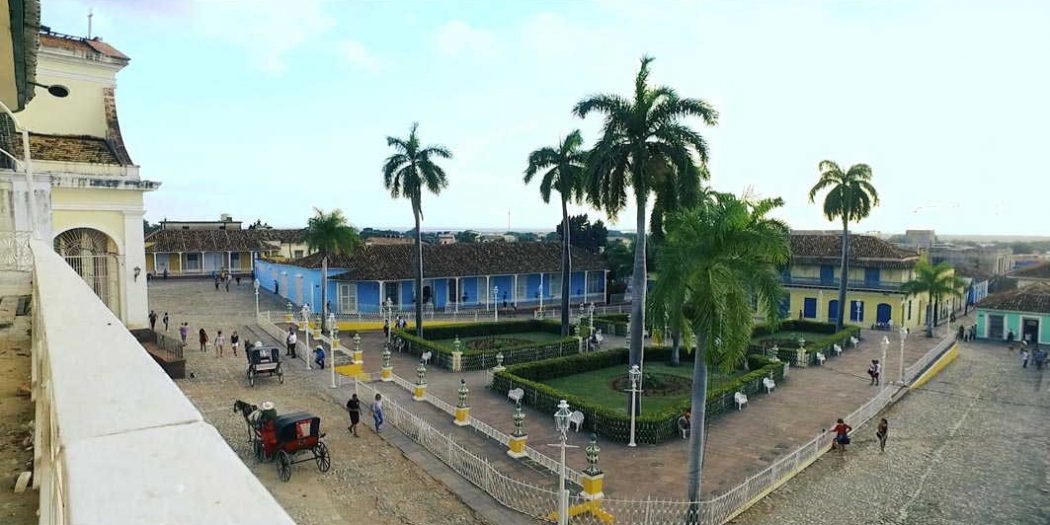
40, 0, 1050, 235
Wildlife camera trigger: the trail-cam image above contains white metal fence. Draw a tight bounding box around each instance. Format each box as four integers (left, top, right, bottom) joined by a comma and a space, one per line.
0, 231, 32, 271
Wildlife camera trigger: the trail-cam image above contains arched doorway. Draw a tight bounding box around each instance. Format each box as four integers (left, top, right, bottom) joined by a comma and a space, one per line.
53, 228, 121, 316
876, 303, 892, 324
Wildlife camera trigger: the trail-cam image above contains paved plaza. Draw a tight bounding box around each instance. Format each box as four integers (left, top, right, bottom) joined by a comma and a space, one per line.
732, 341, 1050, 525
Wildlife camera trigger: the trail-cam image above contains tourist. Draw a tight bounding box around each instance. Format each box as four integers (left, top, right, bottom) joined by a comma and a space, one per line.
1034, 347, 1047, 370
215, 330, 226, 357
162, 312, 170, 331
274, 279, 279, 296
198, 328, 208, 352
372, 393, 385, 432
149, 310, 158, 331
868, 360, 878, 385
286, 328, 298, 358
313, 345, 326, 369
214, 275, 220, 291
179, 322, 189, 344
236, 275, 242, 286
1020, 348, 1029, 369
225, 278, 230, 292
383, 319, 390, 338
873, 360, 882, 386
875, 418, 889, 452
230, 330, 240, 357
346, 394, 361, 437
830, 418, 852, 451
162, 267, 169, 280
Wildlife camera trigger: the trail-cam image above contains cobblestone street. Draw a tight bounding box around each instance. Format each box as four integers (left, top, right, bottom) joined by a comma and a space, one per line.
732, 341, 1050, 525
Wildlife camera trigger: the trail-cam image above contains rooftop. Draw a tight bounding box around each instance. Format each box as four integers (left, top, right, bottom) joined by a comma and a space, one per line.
39, 30, 129, 61
977, 283, 1050, 315
7, 133, 125, 165
1011, 262, 1050, 280
790, 233, 920, 268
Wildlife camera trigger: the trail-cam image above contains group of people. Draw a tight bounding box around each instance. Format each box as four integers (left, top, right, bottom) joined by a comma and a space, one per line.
957, 324, 978, 341
1018, 341, 1047, 370
344, 393, 384, 437
193, 327, 242, 357
148, 310, 170, 332
830, 417, 889, 453
867, 359, 883, 386
213, 270, 244, 292
382, 316, 409, 338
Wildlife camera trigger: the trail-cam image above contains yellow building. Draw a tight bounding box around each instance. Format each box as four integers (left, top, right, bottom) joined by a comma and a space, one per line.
144, 220, 311, 277
772, 233, 935, 330
0, 29, 156, 328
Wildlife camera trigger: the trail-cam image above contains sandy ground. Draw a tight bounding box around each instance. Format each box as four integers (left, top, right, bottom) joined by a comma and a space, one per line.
0, 273, 35, 525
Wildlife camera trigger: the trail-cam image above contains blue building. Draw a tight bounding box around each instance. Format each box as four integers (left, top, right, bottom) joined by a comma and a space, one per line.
255, 242, 608, 314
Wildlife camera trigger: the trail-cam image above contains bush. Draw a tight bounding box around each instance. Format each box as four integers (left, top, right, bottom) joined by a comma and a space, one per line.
394, 320, 579, 371
492, 348, 786, 444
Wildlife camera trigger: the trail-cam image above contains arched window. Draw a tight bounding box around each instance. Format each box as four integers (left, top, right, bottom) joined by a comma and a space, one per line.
53, 228, 121, 316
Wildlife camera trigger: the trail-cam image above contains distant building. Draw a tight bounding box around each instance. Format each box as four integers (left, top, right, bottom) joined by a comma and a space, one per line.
364, 236, 413, 246
954, 266, 991, 310
144, 216, 312, 276
929, 244, 1012, 275
160, 214, 242, 230
1011, 263, 1050, 288
478, 233, 516, 243
437, 232, 456, 245
1011, 253, 1050, 270
975, 283, 1050, 344
902, 229, 937, 251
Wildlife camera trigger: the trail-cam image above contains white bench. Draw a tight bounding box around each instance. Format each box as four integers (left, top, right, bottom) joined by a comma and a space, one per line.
815, 352, 827, 365
849, 336, 859, 347
421, 351, 432, 365
508, 388, 524, 404
832, 344, 842, 356
569, 410, 585, 432
762, 377, 776, 393
734, 392, 748, 410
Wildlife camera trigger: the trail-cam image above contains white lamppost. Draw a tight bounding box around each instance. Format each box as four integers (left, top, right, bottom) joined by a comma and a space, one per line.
253, 279, 260, 319
328, 312, 338, 388
588, 302, 595, 334
880, 336, 889, 390
854, 300, 862, 325
493, 286, 500, 322
899, 327, 908, 384
301, 304, 312, 370
385, 297, 394, 343
549, 400, 576, 525
627, 364, 642, 447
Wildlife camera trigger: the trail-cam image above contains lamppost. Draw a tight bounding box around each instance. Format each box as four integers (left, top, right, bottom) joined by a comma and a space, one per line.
899, 327, 908, 384
493, 286, 500, 322
253, 279, 261, 319
627, 364, 641, 447
880, 335, 889, 389
854, 300, 862, 325
301, 304, 312, 370
538, 279, 544, 314
550, 400, 576, 525
587, 302, 595, 335
328, 312, 338, 388
385, 297, 394, 343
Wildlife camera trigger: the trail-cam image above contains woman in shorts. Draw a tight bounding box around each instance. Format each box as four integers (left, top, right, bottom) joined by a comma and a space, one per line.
831, 418, 852, 451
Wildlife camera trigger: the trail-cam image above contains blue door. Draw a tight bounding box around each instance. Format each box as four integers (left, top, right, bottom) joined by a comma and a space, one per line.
876, 303, 892, 324
820, 265, 835, 285
803, 297, 817, 318
864, 268, 880, 287
828, 299, 840, 321
850, 300, 865, 322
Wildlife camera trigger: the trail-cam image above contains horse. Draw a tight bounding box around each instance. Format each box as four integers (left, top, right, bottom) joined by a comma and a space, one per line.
233, 399, 258, 442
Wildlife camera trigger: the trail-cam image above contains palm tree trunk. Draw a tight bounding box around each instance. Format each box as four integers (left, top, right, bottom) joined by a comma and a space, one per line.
320, 255, 328, 331
413, 202, 424, 337
629, 192, 648, 416
671, 330, 681, 366
686, 329, 708, 519
837, 218, 849, 331
560, 197, 571, 337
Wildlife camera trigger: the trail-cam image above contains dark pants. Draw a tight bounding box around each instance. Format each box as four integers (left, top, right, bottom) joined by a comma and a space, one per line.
287, 343, 297, 358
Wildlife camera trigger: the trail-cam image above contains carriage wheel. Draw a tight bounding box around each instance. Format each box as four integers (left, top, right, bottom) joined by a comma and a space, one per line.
313, 442, 331, 473
248, 369, 255, 387
276, 450, 292, 482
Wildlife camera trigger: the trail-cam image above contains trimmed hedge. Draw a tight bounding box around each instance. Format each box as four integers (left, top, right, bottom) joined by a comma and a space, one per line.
395, 319, 580, 371
750, 325, 862, 366
491, 348, 786, 444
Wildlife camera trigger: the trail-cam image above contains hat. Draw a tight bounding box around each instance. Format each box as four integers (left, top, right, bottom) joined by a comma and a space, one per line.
261, 401, 275, 411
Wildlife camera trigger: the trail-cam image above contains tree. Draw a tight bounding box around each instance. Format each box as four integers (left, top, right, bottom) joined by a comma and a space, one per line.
143, 219, 161, 235
808, 161, 880, 331
248, 219, 272, 230
383, 123, 452, 336
900, 259, 965, 337
649, 193, 789, 510
555, 214, 609, 253
603, 241, 634, 284
525, 129, 587, 336
575, 55, 717, 387
303, 208, 362, 330
455, 230, 479, 243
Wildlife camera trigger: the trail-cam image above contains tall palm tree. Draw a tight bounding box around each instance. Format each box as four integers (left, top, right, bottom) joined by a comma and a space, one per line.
524, 130, 587, 336
901, 259, 965, 337
575, 55, 718, 385
808, 161, 879, 331
303, 208, 362, 330
382, 123, 452, 336
651, 193, 790, 510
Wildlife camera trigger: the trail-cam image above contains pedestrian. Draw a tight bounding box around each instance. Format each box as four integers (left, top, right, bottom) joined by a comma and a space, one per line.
215, 330, 226, 357
199, 328, 208, 352
868, 360, 878, 385
286, 328, 298, 358
313, 345, 326, 369
225, 279, 230, 292
162, 312, 170, 331
230, 330, 240, 357
873, 360, 882, 386
372, 393, 384, 432
236, 275, 242, 286
149, 310, 158, 331
163, 267, 169, 280
875, 418, 889, 452
346, 394, 361, 437
1020, 348, 1029, 368
1035, 347, 1047, 371
830, 418, 852, 452
179, 322, 189, 344
274, 279, 279, 296
383, 319, 390, 338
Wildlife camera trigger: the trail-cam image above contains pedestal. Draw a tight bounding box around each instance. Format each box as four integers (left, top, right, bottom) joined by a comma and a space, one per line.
381, 366, 393, 382
580, 472, 605, 500
413, 384, 427, 401
451, 351, 463, 372
454, 406, 471, 426
507, 435, 528, 458
285, 313, 293, 323
334, 361, 367, 380
352, 349, 364, 365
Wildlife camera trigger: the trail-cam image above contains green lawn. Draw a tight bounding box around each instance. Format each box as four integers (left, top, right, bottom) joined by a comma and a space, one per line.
433, 331, 565, 349
538, 363, 746, 415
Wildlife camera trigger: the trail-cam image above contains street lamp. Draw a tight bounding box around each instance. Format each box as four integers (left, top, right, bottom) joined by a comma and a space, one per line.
301, 304, 312, 370
879, 336, 889, 389
328, 312, 338, 388
253, 279, 260, 319
627, 364, 642, 447
551, 400, 574, 525
385, 297, 394, 343
854, 301, 862, 325
587, 302, 595, 335
493, 286, 500, 322
538, 280, 544, 314
899, 327, 908, 384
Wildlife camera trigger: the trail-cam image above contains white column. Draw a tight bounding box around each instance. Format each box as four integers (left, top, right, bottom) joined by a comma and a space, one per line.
200, 251, 205, 274
512, 274, 518, 306
377, 280, 384, 313
122, 210, 149, 328
153, 252, 158, 274
227, 251, 233, 271
485, 275, 491, 310
582, 270, 588, 302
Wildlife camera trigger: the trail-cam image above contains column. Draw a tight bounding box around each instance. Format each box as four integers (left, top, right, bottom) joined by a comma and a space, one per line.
485, 275, 491, 310
377, 280, 384, 312
512, 274, 518, 306
227, 251, 233, 271
200, 251, 205, 274
153, 253, 158, 274
582, 270, 588, 302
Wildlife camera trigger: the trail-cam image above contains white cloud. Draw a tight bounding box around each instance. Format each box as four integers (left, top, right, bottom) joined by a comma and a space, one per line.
434, 20, 497, 58
338, 40, 380, 71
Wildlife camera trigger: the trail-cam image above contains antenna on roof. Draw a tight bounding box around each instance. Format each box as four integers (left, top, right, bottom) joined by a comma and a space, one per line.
87, 8, 93, 39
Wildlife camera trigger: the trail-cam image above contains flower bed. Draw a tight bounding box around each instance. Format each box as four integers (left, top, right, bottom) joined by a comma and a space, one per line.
394, 319, 580, 371
491, 347, 786, 444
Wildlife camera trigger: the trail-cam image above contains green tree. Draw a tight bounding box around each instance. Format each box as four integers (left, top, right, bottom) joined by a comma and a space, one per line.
555, 214, 609, 253
575, 55, 717, 383
303, 208, 362, 329
383, 123, 452, 336
650, 194, 789, 510
808, 161, 880, 331
603, 241, 634, 283
455, 230, 479, 243
143, 219, 161, 235
525, 129, 587, 336
900, 259, 965, 337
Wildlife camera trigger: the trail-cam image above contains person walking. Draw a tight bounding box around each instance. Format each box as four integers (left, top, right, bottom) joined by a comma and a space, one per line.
868, 360, 878, 385
198, 328, 208, 352
873, 360, 882, 386
214, 275, 220, 291
383, 319, 390, 339
830, 418, 852, 452
215, 330, 226, 357
162, 312, 170, 331
148, 310, 158, 331
230, 330, 240, 357
346, 394, 361, 437
225, 278, 230, 292
313, 345, 326, 369
372, 393, 385, 432
1034, 347, 1047, 371
286, 328, 298, 358
1021, 348, 1030, 369
875, 418, 889, 452
179, 322, 189, 344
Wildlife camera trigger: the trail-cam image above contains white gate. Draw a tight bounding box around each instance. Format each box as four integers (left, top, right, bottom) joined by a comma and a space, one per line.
53, 228, 121, 316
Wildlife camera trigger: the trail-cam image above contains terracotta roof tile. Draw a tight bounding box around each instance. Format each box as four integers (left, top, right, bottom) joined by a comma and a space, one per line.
1011, 263, 1050, 280
145, 230, 274, 253
790, 233, 920, 268
40, 33, 128, 60
977, 283, 1050, 315
8, 133, 123, 165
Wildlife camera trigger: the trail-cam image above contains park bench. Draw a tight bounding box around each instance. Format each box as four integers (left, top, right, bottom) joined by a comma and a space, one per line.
421, 351, 432, 366
762, 377, 776, 394
815, 352, 827, 365
733, 391, 748, 410
569, 410, 585, 432
508, 388, 524, 404
832, 344, 842, 356
849, 336, 859, 347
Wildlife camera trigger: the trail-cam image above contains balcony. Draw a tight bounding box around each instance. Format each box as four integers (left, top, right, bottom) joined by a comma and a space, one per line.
782, 276, 904, 293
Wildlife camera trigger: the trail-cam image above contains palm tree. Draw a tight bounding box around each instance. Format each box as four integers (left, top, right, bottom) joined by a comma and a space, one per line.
575, 55, 718, 384
651, 193, 789, 510
524, 130, 587, 336
808, 161, 880, 331
382, 123, 452, 336
303, 208, 362, 330
901, 259, 966, 337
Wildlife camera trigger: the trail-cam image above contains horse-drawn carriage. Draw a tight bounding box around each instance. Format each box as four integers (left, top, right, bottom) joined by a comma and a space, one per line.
235, 401, 330, 482
246, 345, 283, 387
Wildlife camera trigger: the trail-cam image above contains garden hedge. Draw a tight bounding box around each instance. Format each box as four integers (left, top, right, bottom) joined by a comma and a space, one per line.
491, 347, 787, 444
750, 324, 862, 366
394, 319, 580, 371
